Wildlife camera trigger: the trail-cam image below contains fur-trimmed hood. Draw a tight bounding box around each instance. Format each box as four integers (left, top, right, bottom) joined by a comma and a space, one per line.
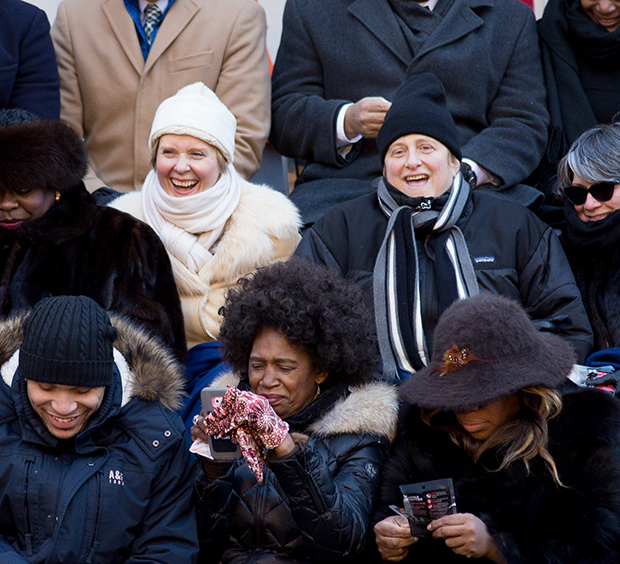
0, 311, 184, 411
212, 371, 399, 442
109, 178, 301, 296
0, 119, 87, 194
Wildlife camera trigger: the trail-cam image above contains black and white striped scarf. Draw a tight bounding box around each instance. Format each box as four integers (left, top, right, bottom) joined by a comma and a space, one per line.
373, 173, 479, 380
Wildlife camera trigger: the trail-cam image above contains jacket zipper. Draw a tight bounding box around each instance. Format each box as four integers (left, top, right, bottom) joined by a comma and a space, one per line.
253, 474, 267, 548
85, 471, 102, 563
23, 459, 34, 557
295, 456, 327, 514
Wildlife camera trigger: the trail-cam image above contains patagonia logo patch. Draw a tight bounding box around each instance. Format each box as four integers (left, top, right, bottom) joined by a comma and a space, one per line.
473, 256, 495, 264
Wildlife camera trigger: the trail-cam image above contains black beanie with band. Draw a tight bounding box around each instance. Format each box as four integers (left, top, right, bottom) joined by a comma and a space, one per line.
377, 73, 462, 163
19, 296, 118, 387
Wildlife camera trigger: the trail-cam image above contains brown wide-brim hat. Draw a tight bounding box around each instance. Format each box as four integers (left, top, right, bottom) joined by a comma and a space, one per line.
401, 293, 576, 412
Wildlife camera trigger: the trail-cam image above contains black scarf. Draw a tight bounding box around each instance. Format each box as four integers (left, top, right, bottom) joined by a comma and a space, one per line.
539, 0, 620, 164
564, 203, 620, 348
564, 200, 620, 251
373, 173, 478, 380
538, 0, 598, 164
567, 1, 620, 59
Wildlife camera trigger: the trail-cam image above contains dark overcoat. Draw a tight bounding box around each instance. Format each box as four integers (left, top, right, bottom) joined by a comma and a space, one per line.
271, 0, 549, 221
0, 0, 60, 119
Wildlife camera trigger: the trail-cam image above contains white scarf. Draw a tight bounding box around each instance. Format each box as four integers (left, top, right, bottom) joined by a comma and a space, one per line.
141, 165, 241, 273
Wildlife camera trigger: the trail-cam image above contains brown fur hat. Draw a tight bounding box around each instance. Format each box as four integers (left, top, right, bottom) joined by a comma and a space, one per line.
0, 119, 87, 194
401, 293, 576, 412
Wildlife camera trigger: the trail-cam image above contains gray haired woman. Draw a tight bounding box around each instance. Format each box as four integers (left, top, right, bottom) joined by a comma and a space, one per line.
560, 122, 620, 351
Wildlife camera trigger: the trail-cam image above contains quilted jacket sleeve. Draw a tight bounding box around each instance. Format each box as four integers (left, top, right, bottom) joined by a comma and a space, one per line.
269, 435, 388, 561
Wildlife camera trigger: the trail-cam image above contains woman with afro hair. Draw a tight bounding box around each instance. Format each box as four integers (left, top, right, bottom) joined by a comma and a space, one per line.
191, 258, 399, 564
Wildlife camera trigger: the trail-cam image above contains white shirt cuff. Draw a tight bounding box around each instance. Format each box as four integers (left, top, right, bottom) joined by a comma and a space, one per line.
462, 158, 499, 187
336, 103, 362, 149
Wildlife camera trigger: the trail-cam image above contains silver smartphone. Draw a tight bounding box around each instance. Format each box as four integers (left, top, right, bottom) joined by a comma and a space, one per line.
200, 387, 242, 460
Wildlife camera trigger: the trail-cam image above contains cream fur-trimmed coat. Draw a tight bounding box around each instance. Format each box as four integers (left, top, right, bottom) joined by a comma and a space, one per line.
110, 179, 301, 347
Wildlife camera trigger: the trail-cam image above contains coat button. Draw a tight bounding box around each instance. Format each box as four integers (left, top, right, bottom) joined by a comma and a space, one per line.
164, 430, 171, 437
88, 462, 94, 467
153, 440, 160, 447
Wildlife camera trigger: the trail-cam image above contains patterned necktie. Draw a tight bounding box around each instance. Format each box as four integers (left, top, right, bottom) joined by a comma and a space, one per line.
143, 4, 162, 44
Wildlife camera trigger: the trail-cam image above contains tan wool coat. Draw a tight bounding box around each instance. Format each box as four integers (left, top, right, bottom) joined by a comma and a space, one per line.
110, 180, 301, 348
52, 0, 270, 192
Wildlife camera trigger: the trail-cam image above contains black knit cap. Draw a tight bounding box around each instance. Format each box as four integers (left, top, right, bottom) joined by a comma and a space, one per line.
401, 293, 576, 412
19, 296, 118, 387
377, 73, 461, 163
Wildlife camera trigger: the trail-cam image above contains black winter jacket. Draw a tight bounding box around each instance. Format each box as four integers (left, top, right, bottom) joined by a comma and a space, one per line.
373, 387, 620, 562
0, 184, 186, 359
295, 188, 593, 362
0, 314, 198, 563
195, 374, 399, 564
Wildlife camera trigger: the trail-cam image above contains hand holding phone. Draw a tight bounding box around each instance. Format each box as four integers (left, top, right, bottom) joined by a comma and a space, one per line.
200, 387, 242, 460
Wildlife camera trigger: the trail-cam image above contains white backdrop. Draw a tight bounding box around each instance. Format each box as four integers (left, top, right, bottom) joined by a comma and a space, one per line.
24, 0, 288, 60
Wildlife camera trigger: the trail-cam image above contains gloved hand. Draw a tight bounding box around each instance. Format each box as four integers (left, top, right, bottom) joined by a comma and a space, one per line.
203, 387, 290, 484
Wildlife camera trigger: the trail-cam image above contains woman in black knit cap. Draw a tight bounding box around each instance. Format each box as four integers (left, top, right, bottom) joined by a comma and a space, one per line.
296, 73, 592, 376
373, 292, 620, 563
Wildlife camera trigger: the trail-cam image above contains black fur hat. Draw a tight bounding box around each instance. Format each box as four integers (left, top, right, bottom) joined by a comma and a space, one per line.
0, 119, 88, 194
401, 293, 576, 412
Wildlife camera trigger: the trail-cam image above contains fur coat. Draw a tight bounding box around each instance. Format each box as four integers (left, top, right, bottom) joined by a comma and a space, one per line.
110, 180, 301, 347
195, 372, 399, 563
0, 312, 198, 563
373, 386, 620, 563
0, 184, 186, 359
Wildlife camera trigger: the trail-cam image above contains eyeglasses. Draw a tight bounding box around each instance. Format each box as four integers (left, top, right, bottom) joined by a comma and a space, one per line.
563, 181, 619, 206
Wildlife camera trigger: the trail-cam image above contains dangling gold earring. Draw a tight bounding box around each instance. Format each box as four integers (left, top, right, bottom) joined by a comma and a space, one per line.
315, 382, 321, 396
55, 191, 61, 202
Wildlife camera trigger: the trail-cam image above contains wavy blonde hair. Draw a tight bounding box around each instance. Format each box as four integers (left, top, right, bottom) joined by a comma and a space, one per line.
422, 386, 565, 486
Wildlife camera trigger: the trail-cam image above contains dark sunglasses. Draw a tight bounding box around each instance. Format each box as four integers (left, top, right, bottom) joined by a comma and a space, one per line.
564, 181, 619, 206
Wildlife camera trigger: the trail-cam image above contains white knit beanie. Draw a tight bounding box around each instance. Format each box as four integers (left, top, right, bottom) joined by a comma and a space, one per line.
149, 82, 236, 164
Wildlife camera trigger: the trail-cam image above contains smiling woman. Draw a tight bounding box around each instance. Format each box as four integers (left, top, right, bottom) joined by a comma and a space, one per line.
296, 73, 593, 375
109, 82, 301, 349
559, 122, 620, 350
155, 134, 224, 197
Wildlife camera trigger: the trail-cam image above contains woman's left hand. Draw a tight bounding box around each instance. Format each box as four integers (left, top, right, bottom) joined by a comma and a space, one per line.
428, 513, 505, 562
204, 387, 290, 450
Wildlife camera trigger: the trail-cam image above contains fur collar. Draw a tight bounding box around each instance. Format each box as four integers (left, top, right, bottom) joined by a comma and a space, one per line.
211, 372, 399, 442
109, 180, 301, 296
0, 185, 98, 246
0, 312, 184, 411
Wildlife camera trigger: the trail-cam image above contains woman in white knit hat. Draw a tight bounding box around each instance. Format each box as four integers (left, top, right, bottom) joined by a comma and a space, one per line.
110, 82, 301, 349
